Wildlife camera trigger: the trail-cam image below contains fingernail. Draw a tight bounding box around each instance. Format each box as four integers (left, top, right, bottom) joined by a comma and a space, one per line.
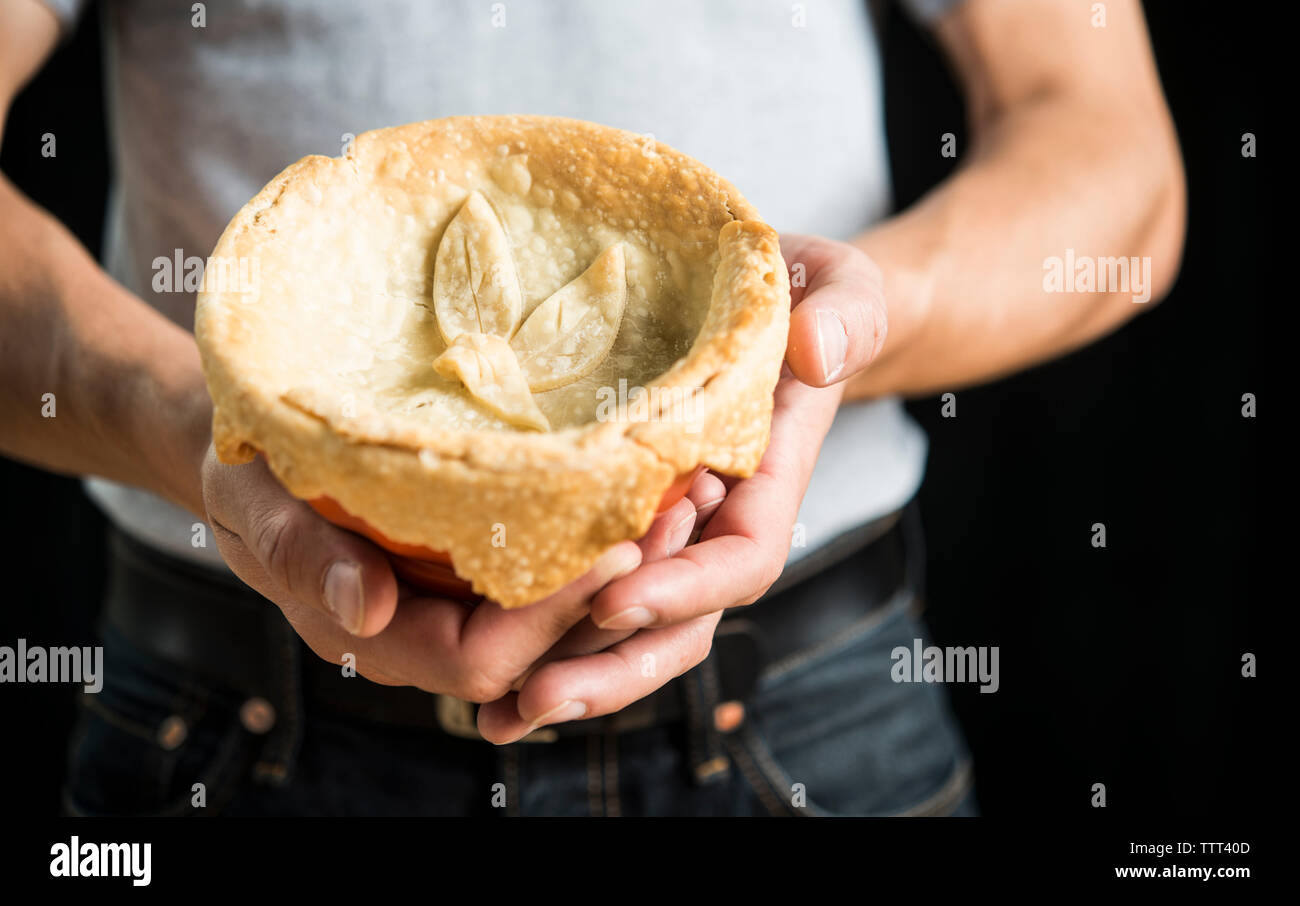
529, 699, 587, 730
814, 309, 847, 383
695, 496, 725, 520
597, 606, 655, 631
595, 544, 641, 583
666, 512, 696, 556
322, 561, 365, 635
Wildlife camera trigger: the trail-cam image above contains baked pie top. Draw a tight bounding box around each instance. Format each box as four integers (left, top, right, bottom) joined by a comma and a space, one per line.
197, 116, 789, 607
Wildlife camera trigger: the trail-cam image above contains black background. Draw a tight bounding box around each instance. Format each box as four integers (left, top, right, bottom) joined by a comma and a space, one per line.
0, 1, 1262, 817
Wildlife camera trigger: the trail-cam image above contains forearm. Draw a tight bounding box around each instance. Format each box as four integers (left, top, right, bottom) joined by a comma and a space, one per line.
847, 8, 1185, 400
0, 172, 210, 515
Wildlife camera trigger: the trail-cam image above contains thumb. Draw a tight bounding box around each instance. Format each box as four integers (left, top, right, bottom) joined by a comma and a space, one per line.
782, 235, 887, 387
204, 452, 400, 637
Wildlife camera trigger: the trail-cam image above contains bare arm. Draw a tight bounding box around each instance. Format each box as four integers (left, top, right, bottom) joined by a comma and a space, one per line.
785, 0, 1186, 397
0, 0, 211, 514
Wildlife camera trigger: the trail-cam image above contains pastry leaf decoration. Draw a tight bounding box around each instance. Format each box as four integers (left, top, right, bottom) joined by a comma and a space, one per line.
512, 243, 627, 392
433, 333, 550, 432
431, 191, 628, 430
432, 191, 523, 343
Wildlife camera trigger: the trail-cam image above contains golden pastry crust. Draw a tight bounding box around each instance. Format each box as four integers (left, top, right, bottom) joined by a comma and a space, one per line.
196, 115, 789, 608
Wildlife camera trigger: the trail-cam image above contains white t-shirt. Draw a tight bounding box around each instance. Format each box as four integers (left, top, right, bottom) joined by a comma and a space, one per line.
41, 0, 955, 570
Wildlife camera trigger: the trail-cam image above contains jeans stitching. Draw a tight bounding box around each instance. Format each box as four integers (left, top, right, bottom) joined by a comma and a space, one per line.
64, 715, 251, 817
698, 655, 728, 772
741, 719, 975, 817
80, 693, 157, 743
156, 681, 197, 801
722, 731, 792, 817
254, 624, 302, 785
191, 722, 257, 815
68, 637, 255, 816
893, 759, 975, 817
761, 588, 912, 685
737, 725, 819, 816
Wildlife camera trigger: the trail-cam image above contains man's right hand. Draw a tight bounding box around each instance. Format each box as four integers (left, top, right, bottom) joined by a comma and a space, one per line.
201, 448, 645, 702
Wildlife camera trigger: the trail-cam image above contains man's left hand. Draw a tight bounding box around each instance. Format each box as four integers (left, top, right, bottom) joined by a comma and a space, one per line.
477, 234, 887, 743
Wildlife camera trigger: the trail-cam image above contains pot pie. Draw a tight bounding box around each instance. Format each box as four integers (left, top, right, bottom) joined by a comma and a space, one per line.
196, 115, 790, 608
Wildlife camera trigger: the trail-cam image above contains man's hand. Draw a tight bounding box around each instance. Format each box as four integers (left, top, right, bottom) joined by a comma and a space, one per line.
202, 449, 645, 701
477, 235, 886, 742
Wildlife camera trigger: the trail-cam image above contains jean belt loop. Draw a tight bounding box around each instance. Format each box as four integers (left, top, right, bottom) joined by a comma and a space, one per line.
680, 651, 731, 785
249, 618, 304, 787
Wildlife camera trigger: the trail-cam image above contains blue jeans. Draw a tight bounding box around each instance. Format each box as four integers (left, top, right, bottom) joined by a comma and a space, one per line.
65, 547, 975, 817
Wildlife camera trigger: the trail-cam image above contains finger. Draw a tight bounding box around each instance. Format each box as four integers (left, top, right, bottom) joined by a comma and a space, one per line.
588, 378, 840, 629
456, 541, 642, 688
506, 468, 733, 691
204, 452, 398, 637
636, 469, 727, 562
204, 526, 471, 691
506, 612, 637, 693
478, 612, 723, 744
249, 555, 633, 704
283, 588, 479, 695
593, 512, 778, 629
209, 456, 640, 699
636, 496, 697, 562
686, 469, 727, 541
519, 618, 634, 672
269, 574, 546, 701
780, 234, 887, 387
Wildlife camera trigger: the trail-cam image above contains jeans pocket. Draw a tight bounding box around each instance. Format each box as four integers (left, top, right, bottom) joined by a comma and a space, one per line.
734, 593, 974, 817
63, 628, 255, 817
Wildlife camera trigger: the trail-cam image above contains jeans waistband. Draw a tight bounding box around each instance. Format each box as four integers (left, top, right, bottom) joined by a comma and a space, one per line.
101, 504, 914, 761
